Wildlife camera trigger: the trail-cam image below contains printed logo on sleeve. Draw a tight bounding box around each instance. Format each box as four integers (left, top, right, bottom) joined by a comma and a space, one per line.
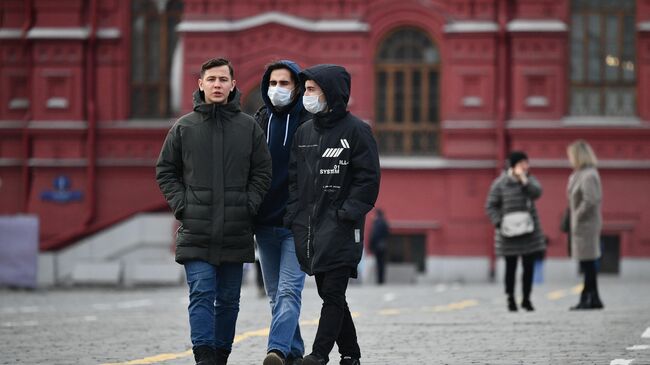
322, 139, 350, 158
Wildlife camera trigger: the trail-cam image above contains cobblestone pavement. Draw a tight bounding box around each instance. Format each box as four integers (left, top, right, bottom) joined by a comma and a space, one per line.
1, 277, 649, 365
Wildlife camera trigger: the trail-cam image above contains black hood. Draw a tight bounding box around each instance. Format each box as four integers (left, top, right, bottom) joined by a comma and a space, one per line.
260, 60, 303, 114
299, 64, 350, 128
192, 87, 242, 119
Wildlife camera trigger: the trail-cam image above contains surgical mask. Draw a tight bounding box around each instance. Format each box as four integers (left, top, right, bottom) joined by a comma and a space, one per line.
267, 86, 293, 107
303, 94, 327, 114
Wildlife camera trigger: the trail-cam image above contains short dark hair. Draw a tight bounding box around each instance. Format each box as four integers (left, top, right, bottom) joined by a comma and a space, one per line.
508, 151, 528, 168
200, 58, 234, 78
265, 61, 298, 85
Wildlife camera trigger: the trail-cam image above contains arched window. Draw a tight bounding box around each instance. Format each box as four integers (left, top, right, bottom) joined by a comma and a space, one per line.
131, 0, 183, 118
375, 28, 440, 155
570, 0, 636, 116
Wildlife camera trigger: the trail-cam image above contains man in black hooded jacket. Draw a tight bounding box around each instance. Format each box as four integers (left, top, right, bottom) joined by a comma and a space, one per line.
285, 64, 380, 365
156, 58, 272, 365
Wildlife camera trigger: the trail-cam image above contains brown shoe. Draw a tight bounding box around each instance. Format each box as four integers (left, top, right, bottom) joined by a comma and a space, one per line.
264, 351, 286, 365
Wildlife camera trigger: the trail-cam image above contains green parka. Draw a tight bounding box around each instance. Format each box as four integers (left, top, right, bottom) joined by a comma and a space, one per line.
156, 89, 272, 265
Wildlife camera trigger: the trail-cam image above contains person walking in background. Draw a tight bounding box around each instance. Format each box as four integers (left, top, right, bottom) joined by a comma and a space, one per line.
254, 60, 311, 365
369, 209, 390, 285
285, 64, 381, 365
566, 139, 604, 310
486, 151, 546, 312
156, 58, 272, 365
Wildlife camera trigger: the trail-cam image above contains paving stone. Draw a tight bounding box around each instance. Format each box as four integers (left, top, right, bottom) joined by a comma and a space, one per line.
1, 277, 649, 365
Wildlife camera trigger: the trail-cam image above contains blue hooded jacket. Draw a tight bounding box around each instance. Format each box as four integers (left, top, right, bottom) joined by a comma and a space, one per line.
254, 60, 311, 226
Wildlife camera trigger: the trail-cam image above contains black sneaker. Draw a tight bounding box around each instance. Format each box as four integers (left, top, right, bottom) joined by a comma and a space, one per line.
340, 356, 360, 365
302, 354, 327, 365
264, 350, 286, 365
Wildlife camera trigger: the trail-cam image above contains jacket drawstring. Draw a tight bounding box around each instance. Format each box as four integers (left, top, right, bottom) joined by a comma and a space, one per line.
283, 114, 290, 146
266, 114, 272, 144
267, 113, 291, 147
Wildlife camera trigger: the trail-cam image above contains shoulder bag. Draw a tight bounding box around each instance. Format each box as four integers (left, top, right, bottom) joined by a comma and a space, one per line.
501, 198, 534, 238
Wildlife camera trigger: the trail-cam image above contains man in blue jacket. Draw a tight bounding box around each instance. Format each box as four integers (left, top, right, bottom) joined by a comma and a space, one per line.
254, 60, 311, 365
285, 64, 381, 365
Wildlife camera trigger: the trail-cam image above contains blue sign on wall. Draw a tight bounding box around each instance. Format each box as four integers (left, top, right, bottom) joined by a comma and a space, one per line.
40, 175, 83, 203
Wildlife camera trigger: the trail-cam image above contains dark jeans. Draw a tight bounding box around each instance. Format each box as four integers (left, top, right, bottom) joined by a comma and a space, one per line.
579, 259, 599, 296
312, 267, 361, 362
504, 253, 537, 300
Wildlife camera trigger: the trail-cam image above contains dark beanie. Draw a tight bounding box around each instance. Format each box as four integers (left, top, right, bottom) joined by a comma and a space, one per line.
508, 151, 528, 167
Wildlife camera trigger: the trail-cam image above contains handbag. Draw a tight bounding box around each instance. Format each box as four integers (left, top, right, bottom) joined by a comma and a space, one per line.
560, 207, 570, 233
501, 198, 534, 237
560, 206, 571, 256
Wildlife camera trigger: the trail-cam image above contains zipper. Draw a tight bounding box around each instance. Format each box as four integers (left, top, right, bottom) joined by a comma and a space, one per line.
310, 234, 316, 274
307, 132, 323, 274
307, 216, 312, 259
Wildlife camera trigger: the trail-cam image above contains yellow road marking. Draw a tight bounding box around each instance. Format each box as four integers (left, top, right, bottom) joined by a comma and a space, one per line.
422, 299, 479, 312
547, 290, 567, 300
101, 350, 193, 365
571, 284, 584, 294
379, 308, 401, 315
102, 299, 473, 364
299, 318, 320, 326
448, 299, 479, 310
233, 327, 270, 343
100, 325, 278, 365
547, 284, 584, 301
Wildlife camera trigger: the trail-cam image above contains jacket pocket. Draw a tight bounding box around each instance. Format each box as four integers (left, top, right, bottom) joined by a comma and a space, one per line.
317, 208, 353, 257
186, 185, 212, 206
182, 185, 213, 237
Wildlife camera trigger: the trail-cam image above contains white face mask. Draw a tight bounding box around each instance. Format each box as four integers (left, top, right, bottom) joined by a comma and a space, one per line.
267, 86, 293, 107
303, 94, 327, 114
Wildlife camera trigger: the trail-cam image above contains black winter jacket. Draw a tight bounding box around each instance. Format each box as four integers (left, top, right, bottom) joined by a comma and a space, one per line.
285, 64, 381, 277
156, 89, 272, 265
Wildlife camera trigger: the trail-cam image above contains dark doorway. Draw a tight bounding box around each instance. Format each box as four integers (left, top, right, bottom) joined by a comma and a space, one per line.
386, 234, 426, 273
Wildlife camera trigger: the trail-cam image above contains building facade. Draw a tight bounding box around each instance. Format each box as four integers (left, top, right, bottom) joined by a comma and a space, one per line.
1, 0, 649, 281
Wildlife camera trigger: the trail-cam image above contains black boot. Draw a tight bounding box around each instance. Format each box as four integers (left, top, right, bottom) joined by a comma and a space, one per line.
585, 290, 604, 310
215, 347, 230, 365
521, 298, 535, 312
589, 292, 604, 309
571, 292, 604, 310
570, 291, 589, 310
507, 295, 518, 312
193, 346, 215, 365
303, 353, 328, 365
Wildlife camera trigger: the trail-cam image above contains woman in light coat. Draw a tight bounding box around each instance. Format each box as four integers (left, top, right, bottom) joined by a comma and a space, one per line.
567, 139, 604, 310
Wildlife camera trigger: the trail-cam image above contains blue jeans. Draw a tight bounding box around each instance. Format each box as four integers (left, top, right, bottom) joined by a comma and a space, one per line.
256, 225, 306, 358
184, 260, 243, 351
